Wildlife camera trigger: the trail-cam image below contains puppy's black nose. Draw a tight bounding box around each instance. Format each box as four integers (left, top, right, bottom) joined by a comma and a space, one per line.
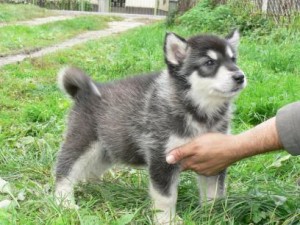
232, 73, 245, 84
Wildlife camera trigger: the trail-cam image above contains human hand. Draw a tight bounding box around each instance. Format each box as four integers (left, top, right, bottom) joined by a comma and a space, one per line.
166, 117, 283, 176
166, 133, 240, 176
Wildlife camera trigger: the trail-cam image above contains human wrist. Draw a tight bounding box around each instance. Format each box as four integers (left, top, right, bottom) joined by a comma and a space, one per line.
227, 134, 248, 162
234, 117, 283, 160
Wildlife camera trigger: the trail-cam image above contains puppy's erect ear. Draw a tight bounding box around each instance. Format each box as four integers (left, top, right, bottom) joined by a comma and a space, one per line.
164, 32, 188, 65
226, 29, 240, 51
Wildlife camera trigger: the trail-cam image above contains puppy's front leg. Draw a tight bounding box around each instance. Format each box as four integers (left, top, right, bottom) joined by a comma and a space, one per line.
149, 161, 181, 225
198, 170, 226, 204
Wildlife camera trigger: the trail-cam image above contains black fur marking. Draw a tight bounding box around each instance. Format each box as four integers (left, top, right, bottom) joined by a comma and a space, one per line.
183, 35, 238, 78
184, 99, 229, 128
61, 67, 95, 98
149, 148, 180, 196
119, 140, 146, 166
217, 121, 229, 133
217, 169, 227, 193
188, 35, 228, 57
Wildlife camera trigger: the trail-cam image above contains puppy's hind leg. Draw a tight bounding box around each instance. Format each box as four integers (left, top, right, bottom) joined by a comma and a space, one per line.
55, 120, 110, 208
55, 141, 111, 208
55, 137, 93, 208
55, 140, 87, 209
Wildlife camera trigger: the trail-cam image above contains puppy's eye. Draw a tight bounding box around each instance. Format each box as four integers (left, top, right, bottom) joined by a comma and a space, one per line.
231, 57, 237, 63
205, 60, 215, 66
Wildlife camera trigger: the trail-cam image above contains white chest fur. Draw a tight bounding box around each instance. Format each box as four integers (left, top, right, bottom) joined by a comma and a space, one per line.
165, 135, 193, 154
164, 120, 207, 154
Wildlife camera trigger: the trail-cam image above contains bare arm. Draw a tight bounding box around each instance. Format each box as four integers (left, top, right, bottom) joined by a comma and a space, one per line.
166, 117, 283, 176
235, 117, 282, 158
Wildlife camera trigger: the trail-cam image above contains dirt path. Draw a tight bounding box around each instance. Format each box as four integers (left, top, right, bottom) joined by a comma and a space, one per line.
0, 10, 164, 28
0, 15, 162, 68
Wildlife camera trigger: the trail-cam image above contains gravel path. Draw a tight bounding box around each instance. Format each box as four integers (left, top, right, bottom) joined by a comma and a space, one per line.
0, 14, 163, 68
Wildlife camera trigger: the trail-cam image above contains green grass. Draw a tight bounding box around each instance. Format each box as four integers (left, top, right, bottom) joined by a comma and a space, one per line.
0, 4, 55, 23
0, 15, 121, 56
0, 1, 300, 224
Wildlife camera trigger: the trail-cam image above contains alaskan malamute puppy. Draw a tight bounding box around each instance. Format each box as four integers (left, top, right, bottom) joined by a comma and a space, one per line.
55, 30, 246, 224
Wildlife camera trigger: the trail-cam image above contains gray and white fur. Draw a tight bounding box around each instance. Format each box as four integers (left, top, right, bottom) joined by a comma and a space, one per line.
55, 30, 246, 224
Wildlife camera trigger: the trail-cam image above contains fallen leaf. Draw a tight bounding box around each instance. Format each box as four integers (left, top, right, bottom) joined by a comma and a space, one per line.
0, 178, 11, 194
271, 195, 287, 206
17, 190, 26, 201
268, 155, 291, 168
0, 200, 12, 209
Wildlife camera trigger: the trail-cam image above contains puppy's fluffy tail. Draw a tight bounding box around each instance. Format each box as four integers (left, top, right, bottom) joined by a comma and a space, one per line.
58, 67, 101, 99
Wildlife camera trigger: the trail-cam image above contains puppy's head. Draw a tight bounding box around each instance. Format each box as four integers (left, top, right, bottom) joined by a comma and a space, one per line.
164, 30, 246, 100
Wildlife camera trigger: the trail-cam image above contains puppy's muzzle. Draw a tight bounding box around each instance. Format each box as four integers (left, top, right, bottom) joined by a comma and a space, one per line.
232, 72, 245, 84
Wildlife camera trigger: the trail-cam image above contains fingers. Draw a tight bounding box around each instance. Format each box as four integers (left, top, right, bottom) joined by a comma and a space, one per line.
181, 158, 227, 176
195, 166, 223, 176
166, 143, 195, 164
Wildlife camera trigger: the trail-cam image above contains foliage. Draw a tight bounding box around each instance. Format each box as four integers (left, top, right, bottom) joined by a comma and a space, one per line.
0, 3, 54, 23
177, 0, 272, 35
177, 0, 199, 13
33, 0, 95, 11
166, 8, 177, 27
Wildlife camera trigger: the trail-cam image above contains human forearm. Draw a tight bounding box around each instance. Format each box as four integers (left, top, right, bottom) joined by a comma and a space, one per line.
166, 117, 284, 176
232, 117, 283, 161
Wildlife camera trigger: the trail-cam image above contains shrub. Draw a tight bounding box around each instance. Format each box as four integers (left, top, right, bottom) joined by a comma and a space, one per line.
178, 0, 272, 35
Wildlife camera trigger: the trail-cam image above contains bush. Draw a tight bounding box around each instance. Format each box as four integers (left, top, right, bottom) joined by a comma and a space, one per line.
177, 0, 272, 35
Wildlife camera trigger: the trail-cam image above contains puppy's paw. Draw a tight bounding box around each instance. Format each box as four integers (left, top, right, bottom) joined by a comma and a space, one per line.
173, 215, 184, 225
55, 179, 78, 209
55, 189, 78, 210
55, 196, 79, 210
153, 213, 184, 225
